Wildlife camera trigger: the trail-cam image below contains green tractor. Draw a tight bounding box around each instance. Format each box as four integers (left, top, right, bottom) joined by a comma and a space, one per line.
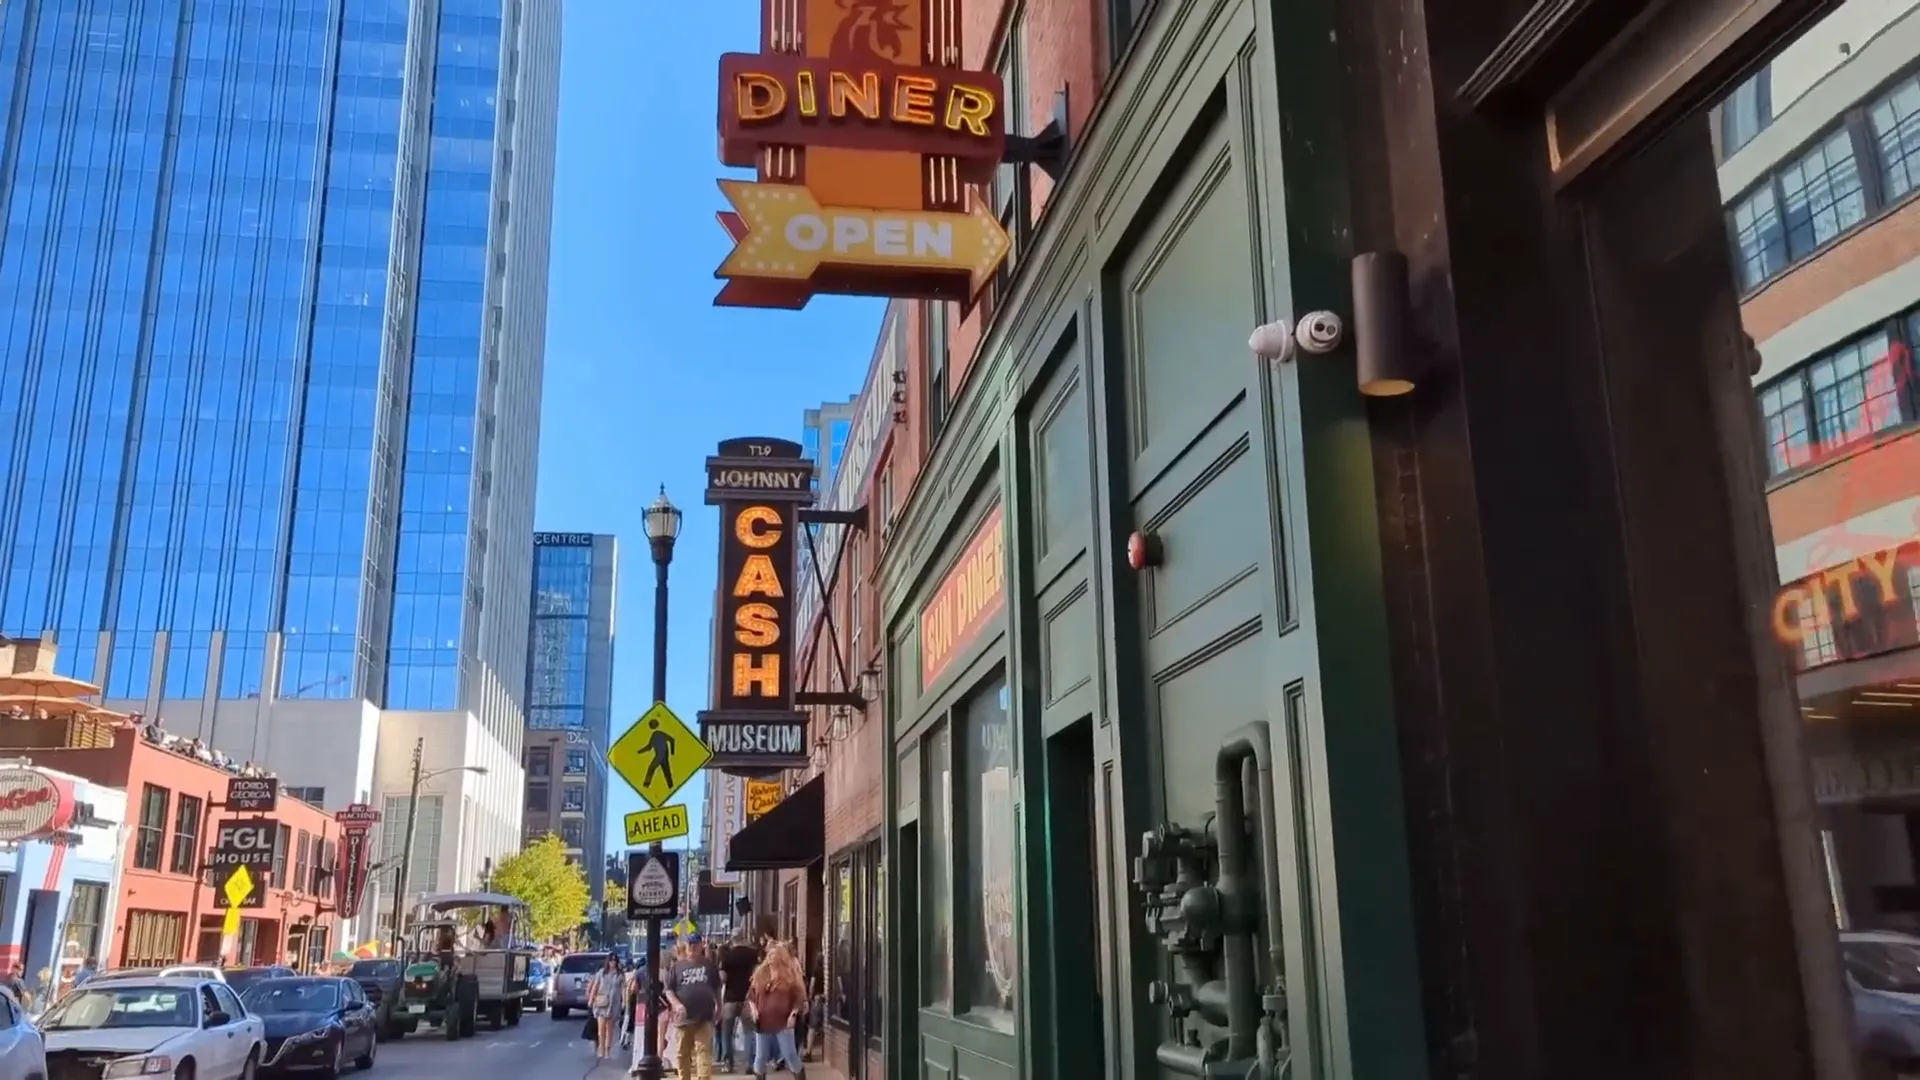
387, 892, 536, 1040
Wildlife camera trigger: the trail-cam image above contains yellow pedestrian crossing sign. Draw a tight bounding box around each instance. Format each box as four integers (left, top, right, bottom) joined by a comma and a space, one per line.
609, 701, 711, 809
221, 866, 254, 937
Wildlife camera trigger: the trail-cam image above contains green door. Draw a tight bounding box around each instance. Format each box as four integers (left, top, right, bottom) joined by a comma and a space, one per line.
1091, 22, 1422, 1080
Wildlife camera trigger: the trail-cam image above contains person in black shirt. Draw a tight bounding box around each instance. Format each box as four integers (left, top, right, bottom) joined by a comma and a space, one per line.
715, 928, 762, 1072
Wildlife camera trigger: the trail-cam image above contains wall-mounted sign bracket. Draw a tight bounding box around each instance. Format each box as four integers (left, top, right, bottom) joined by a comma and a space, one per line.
798, 506, 869, 530
798, 506, 875, 717
1002, 89, 1072, 181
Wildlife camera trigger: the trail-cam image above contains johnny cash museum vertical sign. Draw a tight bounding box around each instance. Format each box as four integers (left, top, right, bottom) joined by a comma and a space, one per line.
700, 437, 814, 774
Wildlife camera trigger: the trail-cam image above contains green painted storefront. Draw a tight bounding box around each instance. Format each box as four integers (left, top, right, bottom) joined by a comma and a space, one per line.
875, 0, 1426, 1076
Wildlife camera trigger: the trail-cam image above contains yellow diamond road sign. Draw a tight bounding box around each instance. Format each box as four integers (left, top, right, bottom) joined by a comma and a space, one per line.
609, 702, 710, 809
221, 866, 254, 937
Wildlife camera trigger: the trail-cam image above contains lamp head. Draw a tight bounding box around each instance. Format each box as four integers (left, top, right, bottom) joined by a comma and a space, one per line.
645, 486, 683, 543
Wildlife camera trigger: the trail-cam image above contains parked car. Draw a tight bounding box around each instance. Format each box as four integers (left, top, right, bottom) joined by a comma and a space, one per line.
342, 961, 405, 1041
221, 969, 298, 999
0, 988, 45, 1080
547, 953, 606, 1020
241, 977, 377, 1077
40, 975, 265, 1080
525, 961, 550, 1012
87, 967, 227, 985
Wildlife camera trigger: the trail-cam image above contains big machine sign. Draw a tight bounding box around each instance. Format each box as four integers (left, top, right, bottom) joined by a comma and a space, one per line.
700, 438, 816, 773
334, 803, 382, 920
711, 0, 1010, 308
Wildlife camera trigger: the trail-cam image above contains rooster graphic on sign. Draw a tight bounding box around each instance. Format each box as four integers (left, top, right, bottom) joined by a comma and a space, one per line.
831, 0, 912, 62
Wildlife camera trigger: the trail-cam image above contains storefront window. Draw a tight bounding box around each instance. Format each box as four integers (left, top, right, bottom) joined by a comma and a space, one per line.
961, 676, 1016, 1020
1703, 12, 1920, 1074
64, 881, 107, 963
832, 858, 855, 1025
923, 721, 952, 1005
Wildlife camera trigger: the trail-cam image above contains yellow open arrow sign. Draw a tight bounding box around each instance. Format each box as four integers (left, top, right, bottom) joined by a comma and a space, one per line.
716, 179, 1010, 293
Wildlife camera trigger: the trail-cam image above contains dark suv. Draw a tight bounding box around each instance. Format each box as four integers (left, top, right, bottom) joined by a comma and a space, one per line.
348, 958, 408, 1039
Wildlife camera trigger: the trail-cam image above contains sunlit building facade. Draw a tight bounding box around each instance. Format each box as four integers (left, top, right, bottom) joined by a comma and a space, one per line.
0, 0, 560, 910
523, 532, 616, 901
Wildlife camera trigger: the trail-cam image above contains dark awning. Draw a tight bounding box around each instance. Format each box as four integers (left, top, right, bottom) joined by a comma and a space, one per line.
725, 775, 824, 872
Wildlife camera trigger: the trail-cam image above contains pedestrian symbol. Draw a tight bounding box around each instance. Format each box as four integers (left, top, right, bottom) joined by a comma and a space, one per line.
608, 701, 711, 809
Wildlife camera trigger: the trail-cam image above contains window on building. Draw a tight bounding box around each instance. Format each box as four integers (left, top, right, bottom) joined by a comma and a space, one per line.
273, 824, 291, 890
312, 840, 333, 896
984, 7, 1032, 319
1720, 65, 1772, 157
1757, 317, 1912, 476
922, 721, 952, 1005
379, 795, 443, 893
1037, 376, 1090, 556
1719, 59, 1920, 293
561, 819, 585, 848
877, 457, 895, 534
1870, 71, 1920, 203
1106, 0, 1149, 67
169, 794, 202, 875
135, 785, 169, 871
123, 910, 186, 967
960, 674, 1015, 1022
295, 832, 312, 895
529, 747, 551, 777
284, 786, 325, 806
1727, 129, 1867, 292
831, 857, 855, 1025
924, 302, 951, 449
564, 750, 586, 775
527, 783, 550, 812
562, 785, 586, 812
863, 838, 884, 1043
305, 925, 331, 972
65, 880, 108, 963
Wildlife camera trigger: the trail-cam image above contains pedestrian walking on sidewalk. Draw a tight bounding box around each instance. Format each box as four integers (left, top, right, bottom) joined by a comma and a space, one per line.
746, 942, 807, 1080
588, 954, 624, 1059
715, 927, 762, 1071
664, 934, 720, 1080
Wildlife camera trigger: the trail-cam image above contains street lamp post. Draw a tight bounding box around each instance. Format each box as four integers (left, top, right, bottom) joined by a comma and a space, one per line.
386, 738, 489, 954
636, 486, 681, 1080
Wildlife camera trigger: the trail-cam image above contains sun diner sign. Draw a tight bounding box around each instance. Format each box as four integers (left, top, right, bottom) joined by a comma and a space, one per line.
711, 0, 1010, 309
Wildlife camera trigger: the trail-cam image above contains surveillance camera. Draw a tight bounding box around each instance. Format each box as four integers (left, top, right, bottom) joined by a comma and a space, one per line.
1249, 320, 1295, 362
1295, 311, 1344, 355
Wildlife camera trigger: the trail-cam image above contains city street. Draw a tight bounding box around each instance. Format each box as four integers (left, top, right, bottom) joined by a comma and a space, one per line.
372, 1015, 805, 1080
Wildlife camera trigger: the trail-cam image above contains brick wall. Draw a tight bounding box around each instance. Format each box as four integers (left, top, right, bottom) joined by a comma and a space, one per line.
939, 0, 1104, 398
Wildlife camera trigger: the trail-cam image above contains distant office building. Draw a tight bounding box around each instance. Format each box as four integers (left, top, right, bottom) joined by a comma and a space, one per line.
802, 398, 859, 488
523, 532, 617, 903
0, 0, 563, 939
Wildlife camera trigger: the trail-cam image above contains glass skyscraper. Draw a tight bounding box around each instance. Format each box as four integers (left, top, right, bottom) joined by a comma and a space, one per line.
524, 532, 615, 901
0, 0, 558, 756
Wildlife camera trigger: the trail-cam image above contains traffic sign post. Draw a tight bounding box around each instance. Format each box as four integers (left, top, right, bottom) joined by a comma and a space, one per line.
609, 701, 712, 808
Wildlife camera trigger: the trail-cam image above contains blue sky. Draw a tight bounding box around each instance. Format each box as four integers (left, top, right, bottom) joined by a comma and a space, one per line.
533, 1, 882, 858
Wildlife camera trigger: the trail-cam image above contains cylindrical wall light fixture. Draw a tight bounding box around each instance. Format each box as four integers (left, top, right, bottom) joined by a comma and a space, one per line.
1351, 250, 1421, 397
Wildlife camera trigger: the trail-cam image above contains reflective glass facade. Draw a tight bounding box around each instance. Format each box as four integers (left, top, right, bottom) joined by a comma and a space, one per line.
0, 0, 560, 743
526, 535, 614, 740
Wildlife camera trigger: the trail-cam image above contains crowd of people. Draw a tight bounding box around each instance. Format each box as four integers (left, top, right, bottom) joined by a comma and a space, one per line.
134, 715, 278, 779
587, 929, 821, 1080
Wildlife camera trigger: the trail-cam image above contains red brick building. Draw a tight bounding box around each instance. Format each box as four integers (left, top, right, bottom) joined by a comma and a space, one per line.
17, 728, 342, 969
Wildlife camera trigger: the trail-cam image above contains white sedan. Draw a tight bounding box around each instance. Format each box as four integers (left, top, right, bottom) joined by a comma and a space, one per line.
39, 977, 264, 1080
